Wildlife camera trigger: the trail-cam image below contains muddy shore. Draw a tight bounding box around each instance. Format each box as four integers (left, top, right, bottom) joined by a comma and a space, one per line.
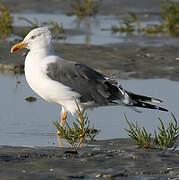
0, 139, 179, 180
2, 41, 179, 80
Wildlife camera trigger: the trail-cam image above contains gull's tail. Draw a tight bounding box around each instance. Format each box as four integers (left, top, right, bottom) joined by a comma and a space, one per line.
104, 80, 168, 112
126, 91, 168, 112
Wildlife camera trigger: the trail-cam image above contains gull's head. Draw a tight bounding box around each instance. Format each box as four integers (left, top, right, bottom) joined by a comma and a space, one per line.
11, 27, 52, 53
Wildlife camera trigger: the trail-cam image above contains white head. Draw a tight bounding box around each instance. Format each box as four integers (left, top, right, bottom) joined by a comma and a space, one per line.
11, 27, 53, 52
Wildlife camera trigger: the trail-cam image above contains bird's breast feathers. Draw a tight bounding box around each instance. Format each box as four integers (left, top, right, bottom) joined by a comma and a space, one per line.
25, 56, 80, 105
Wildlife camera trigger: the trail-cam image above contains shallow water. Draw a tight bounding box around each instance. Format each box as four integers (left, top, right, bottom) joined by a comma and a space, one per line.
11, 13, 179, 46
0, 74, 178, 146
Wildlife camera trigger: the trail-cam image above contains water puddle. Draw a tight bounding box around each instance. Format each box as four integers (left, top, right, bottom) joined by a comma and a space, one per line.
0, 74, 178, 146
11, 13, 179, 46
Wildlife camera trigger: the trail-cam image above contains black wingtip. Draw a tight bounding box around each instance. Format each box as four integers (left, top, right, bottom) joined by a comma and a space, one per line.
157, 106, 168, 112
146, 105, 168, 112
133, 101, 168, 112
127, 91, 164, 104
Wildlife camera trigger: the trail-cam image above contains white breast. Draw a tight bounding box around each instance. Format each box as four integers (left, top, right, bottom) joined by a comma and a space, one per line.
24, 52, 81, 114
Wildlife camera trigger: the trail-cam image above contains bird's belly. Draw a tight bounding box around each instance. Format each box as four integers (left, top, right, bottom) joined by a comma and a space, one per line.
24, 58, 82, 114
25, 70, 53, 102
25, 66, 81, 109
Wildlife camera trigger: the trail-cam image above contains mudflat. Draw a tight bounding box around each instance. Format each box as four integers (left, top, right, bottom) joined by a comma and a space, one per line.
0, 139, 178, 179
2, 41, 179, 80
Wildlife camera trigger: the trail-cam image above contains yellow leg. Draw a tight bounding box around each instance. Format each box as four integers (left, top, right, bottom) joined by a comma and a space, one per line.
60, 112, 67, 127
57, 111, 67, 147
57, 135, 63, 147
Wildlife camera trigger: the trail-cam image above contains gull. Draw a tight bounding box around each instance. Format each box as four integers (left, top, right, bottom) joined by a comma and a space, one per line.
11, 27, 168, 128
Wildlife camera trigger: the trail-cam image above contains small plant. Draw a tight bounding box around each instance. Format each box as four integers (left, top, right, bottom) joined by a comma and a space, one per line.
127, 12, 141, 26
162, 1, 179, 33
144, 24, 164, 34
125, 114, 152, 149
154, 113, 179, 150
125, 113, 179, 150
53, 100, 99, 152
68, 0, 100, 18
144, 1, 179, 34
110, 12, 143, 34
109, 1, 179, 35
0, 3, 13, 39
111, 23, 134, 34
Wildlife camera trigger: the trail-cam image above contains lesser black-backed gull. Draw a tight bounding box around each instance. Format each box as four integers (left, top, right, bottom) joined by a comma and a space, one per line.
11, 27, 168, 128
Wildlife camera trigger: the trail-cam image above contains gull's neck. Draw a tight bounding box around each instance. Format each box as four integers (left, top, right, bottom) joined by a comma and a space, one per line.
29, 44, 54, 57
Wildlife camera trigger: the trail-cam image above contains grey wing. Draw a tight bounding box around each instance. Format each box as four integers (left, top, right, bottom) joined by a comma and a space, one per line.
46, 60, 125, 106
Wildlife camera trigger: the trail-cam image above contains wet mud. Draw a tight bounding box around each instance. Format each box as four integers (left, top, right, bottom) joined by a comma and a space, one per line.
0, 139, 179, 180
2, 41, 179, 80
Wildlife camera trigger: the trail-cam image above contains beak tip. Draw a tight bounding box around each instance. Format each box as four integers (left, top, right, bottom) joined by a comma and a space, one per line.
10, 42, 27, 53
10, 47, 17, 53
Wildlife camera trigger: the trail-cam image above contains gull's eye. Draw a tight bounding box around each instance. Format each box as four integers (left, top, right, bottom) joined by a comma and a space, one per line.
31, 35, 36, 39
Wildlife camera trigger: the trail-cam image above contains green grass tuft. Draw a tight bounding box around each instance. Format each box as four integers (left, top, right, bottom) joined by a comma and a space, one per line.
110, 1, 179, 35
53, 100, 99, 151
67, 0, 100, 18
124, 114, 152, 149
162, 1, 179, 33
154, 113, 179, 150
0, 3, 13, 39
125, 113, 179, 150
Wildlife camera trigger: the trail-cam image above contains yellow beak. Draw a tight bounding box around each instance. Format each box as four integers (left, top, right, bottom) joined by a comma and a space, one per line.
11, 42, 27, 53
